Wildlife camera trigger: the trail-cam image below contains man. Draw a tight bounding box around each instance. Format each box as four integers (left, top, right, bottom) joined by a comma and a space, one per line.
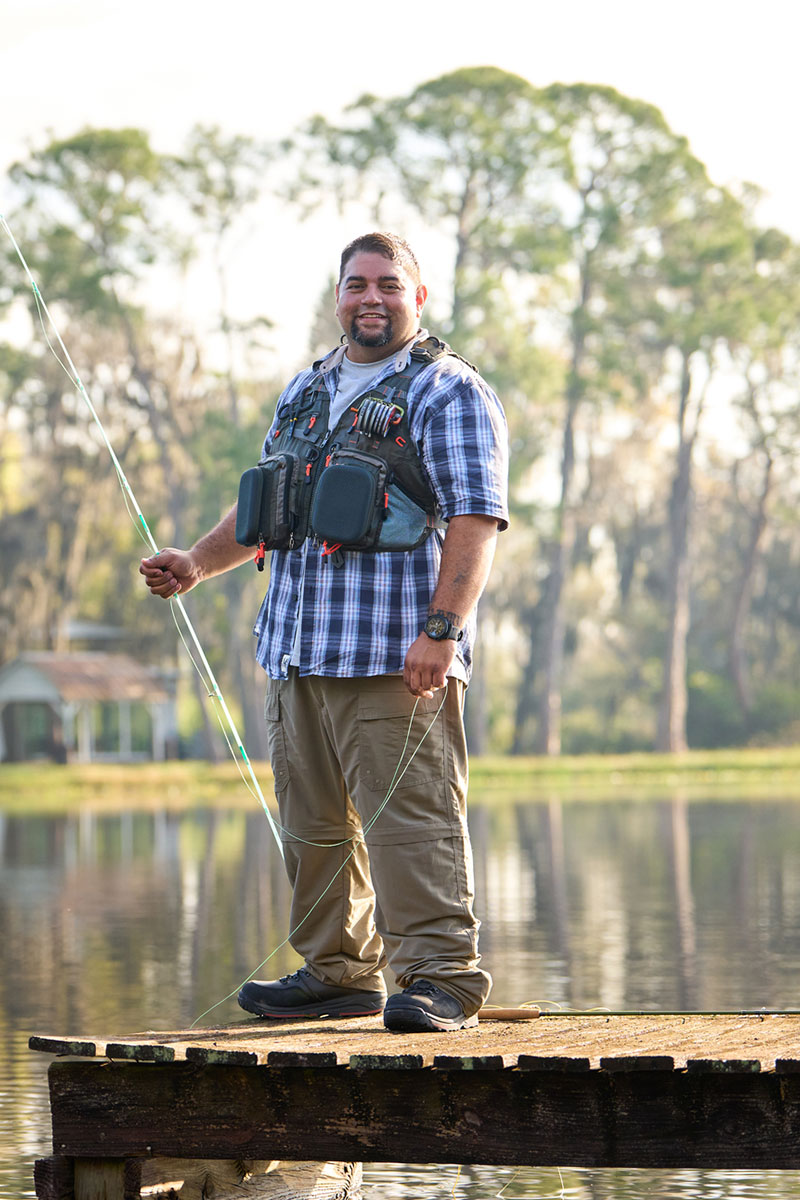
140, 233, 508, 1032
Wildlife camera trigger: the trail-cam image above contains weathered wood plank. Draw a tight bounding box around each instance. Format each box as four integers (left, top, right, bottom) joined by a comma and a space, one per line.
73, 1158, 141, 1200
266, 1051, 339, 1068
686, 1059, 762, 1073
45, 1058, 800, 1169
33, 1156, 74, 1200
31, 1036, 98, 1057
433, 1054, 511, 1070
517, 1055, 591, 1071
349, 1053, 427, 1069
106, 1043, 176, 1064
601, 1056, 675, 1072
185, 1046, 260, 1066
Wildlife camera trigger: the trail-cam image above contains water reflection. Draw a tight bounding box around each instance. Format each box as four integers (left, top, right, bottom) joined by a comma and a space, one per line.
363, 1164, 800, 1198
475, 796, 800, 1012
5, 793, 800, 1198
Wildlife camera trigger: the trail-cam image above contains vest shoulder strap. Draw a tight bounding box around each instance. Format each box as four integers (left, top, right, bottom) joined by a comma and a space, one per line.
410, 335, 479, 374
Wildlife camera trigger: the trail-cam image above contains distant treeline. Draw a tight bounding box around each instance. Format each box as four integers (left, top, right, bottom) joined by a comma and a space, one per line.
2, 67, 799, 757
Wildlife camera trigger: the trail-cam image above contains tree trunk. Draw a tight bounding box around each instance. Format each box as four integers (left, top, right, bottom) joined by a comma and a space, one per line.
728, 454, 772, 720
535, 510, 576, 756
510, 601, 541, 755
533, 249, 591, 757
656, 353, 702, 753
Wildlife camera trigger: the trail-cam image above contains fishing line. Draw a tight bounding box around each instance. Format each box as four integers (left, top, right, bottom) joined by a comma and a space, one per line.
190, 688, 448, 1026
1, 213, 283, 855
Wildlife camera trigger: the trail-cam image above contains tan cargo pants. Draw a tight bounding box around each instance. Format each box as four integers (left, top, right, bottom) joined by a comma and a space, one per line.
264, 670, 491, 1017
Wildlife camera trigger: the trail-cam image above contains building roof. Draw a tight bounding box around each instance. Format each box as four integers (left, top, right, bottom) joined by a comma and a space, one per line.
0, 652, 173, 703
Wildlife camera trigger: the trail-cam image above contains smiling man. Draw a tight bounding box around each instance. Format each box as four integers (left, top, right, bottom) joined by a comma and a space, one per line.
140, 233, 509, 1032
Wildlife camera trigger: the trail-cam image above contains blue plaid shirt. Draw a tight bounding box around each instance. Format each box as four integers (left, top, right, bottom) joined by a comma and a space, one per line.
253, 334, 509, 681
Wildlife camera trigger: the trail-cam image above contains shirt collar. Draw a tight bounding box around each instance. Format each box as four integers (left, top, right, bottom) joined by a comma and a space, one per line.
318, 329, 429, 376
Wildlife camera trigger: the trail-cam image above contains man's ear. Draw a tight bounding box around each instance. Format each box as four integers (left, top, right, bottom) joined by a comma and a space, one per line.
416, 284, 428, 315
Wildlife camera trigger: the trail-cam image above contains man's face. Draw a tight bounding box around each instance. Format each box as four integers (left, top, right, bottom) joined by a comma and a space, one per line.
335, 251, 427, 363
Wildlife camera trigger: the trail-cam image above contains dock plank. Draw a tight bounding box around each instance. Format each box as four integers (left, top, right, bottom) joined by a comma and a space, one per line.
30, 1013, 800, 1071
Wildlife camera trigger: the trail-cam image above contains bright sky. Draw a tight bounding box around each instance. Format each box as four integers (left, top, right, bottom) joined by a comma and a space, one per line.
2, 0, 798, 367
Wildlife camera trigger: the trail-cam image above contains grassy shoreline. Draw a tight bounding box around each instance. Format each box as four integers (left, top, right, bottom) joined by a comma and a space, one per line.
2, 746, 800, 813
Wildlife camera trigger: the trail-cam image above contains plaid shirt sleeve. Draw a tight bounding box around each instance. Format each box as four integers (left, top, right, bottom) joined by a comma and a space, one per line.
409, 358, 509, 530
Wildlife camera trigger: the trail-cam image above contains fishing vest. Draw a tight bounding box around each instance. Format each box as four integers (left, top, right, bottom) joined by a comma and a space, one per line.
235, 337, 470, 566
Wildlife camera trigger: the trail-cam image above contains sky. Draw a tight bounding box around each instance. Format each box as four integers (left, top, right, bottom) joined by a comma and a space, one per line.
2, 0, 799, 365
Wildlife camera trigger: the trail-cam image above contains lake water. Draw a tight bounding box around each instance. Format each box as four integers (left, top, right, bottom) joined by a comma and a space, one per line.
4, 788, 800, 1198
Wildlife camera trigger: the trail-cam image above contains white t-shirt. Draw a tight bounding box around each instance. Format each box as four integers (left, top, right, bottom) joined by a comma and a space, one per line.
326, 350, 397, 431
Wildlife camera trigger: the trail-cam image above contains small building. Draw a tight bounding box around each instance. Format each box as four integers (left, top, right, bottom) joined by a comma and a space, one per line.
0, 652, 178, 763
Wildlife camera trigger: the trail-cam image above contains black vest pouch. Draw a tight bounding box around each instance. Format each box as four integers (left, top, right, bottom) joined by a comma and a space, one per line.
235, 453, 305, 549
310, 449, 388, 550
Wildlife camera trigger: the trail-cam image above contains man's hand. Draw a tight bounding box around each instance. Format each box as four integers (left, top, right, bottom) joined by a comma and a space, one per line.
139, 549, 202, 600
403, 632, 457, 698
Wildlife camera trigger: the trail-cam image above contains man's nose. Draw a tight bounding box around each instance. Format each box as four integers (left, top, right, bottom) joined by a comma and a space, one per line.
361, 284, 383, 304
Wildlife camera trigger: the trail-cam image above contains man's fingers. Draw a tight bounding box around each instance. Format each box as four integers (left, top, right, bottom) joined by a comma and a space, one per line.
139, 557, 182, 598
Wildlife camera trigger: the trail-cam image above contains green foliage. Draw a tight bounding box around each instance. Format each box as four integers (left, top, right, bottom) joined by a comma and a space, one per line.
749, 684, 800, 743
3, 76, 800, 760
687, 672, 747, 748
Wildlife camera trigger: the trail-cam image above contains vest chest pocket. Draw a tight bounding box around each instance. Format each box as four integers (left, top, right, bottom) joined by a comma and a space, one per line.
310, 450, 388, 551
235, 454, 306, 550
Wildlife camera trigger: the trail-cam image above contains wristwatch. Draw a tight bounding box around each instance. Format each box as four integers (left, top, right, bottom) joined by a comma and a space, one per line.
423, 613, 463, 642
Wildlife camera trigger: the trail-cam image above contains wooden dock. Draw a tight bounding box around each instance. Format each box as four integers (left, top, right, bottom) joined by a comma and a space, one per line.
29, 1011, 800, 1197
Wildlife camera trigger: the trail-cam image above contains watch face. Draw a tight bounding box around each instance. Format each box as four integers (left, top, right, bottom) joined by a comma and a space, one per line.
425, 614, 449, 639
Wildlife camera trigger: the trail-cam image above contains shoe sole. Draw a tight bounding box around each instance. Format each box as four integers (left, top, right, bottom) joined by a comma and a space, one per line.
383, 1007, 479, 1033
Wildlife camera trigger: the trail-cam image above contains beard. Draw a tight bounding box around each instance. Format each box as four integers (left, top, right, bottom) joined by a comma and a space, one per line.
350, 315, 393, 348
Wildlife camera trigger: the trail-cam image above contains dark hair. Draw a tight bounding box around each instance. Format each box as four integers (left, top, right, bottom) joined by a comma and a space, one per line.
338, 232, 421, 286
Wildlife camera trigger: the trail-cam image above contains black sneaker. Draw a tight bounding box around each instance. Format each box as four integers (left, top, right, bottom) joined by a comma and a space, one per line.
238, 968, 386, 1019
383, 978, 478, 1032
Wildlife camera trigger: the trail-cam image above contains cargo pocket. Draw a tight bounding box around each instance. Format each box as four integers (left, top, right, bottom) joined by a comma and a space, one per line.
264, 684, 291, 792
357, 690, 445, 794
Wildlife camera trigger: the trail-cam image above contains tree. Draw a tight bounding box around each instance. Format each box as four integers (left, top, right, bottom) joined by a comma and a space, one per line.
2, 128, 278, 757
723, 229, 800, 725
508, 85, 710, 753
636, 185, 759, 751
